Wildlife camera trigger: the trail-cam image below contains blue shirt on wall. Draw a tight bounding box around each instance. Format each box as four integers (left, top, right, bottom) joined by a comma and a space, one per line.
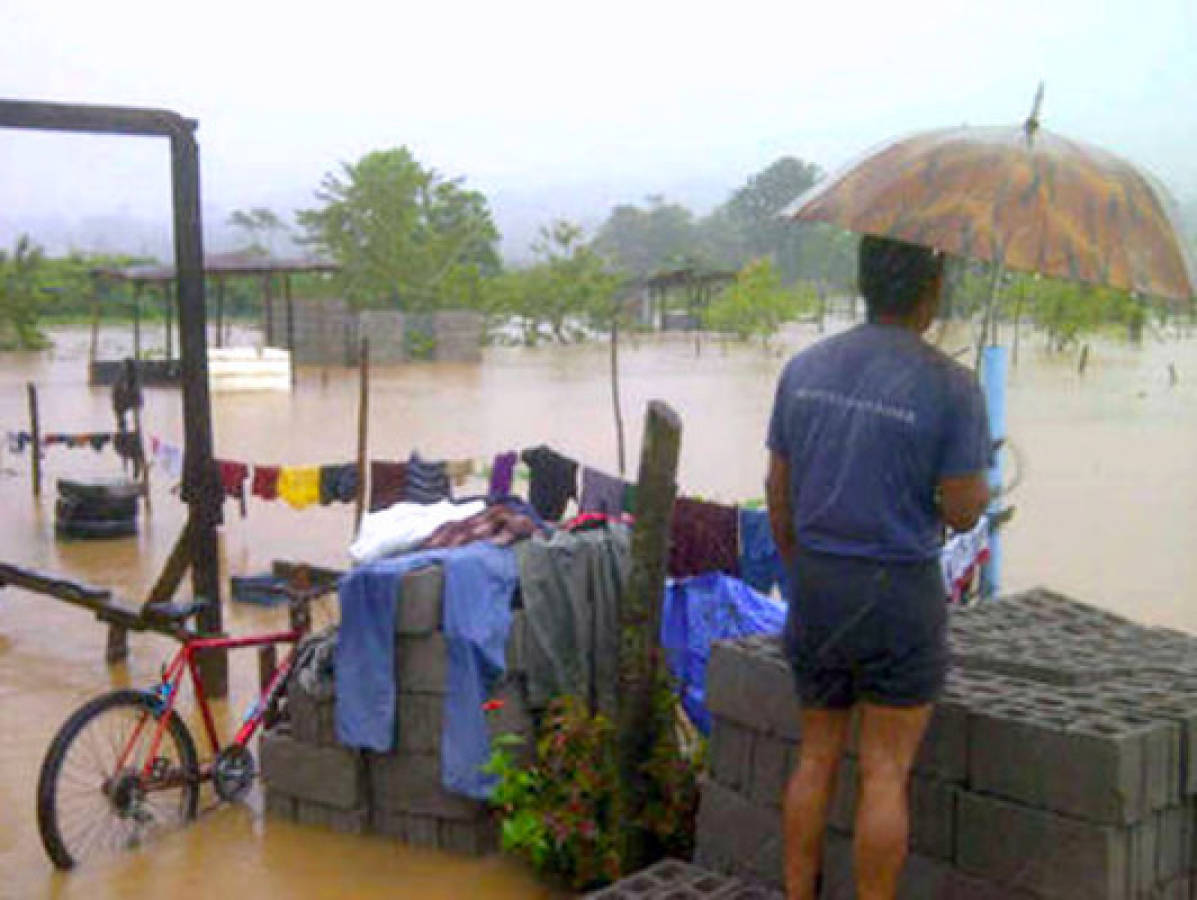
766, 323, 991, 562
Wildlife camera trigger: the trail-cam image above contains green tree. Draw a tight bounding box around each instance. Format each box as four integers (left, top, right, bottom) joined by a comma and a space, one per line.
0, 235, 49, 349
227, 207, 290, 257
593, 197, 697, 277
297, 148, 501, 311
488, 220, 618, 345
703, 257, 812, 345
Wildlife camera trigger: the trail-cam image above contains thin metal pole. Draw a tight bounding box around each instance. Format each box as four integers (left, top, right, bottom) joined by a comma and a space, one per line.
610, 301, 626, 477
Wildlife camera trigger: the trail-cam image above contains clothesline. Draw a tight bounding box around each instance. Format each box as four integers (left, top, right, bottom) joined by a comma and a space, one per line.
6, 430, 116, 453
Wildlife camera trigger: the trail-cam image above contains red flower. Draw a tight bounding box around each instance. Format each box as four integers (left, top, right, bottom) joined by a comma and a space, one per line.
481, 699, 506, 712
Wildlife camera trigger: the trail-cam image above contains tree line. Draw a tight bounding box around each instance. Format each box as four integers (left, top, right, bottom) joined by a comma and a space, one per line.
2, 146, 1192, 351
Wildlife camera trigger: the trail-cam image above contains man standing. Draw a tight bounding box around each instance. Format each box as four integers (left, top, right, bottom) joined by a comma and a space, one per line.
765, 236, 990, 900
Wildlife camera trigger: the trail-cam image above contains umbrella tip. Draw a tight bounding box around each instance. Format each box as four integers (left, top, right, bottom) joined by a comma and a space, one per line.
1024, 82, 1045, 145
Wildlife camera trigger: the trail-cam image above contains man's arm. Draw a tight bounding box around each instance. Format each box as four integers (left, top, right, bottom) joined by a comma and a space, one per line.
766, 450, 797, 566
938, 472, 989, 532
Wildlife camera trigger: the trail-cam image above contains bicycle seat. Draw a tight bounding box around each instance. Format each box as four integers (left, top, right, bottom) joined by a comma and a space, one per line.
142, 597, 209, 624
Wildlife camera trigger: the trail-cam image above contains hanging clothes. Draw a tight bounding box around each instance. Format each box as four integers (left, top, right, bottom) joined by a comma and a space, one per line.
580, 466, 628, 516
252, 464, 280, 501
153, 438, 184, 481
216, 460, 249, 518
737, 507, 791, 599
369, 460, 408, 512
668, 496, 740, 578
87, 433, 112, 453
319, 463, 360, 505
419, 501, 543, 551
349, 499, 487, 565
278, 465, 321, 510
6, 431, 32, 454
488, 451, 517, 498
402, 452, 450, 504
445, 458, 475, 487
521, 444, 578, 522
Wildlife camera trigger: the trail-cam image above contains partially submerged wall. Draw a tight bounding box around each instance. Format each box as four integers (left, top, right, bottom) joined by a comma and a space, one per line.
261, 566, 534, 853
264, 298, 482, 365
694, 589, 1197, 898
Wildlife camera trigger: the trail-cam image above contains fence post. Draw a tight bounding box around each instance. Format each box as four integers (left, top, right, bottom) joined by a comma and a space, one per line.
27, 382, 41, 498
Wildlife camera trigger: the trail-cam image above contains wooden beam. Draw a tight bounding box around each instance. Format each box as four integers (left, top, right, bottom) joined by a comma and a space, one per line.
0, 99, 195, 138
170, 125, 226, 697
142, 520, 194, 612
285, 273, 296, 385
132, 281, 142, 361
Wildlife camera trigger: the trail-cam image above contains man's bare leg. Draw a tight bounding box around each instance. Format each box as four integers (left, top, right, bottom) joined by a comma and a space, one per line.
784, 707, 851, 900
854, 702, 933, 900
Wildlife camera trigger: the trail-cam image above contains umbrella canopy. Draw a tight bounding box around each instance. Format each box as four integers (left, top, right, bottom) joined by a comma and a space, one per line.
784, 125, 1196, 303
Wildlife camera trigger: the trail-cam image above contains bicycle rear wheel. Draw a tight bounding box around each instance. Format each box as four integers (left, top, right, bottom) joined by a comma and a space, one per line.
37, 689, 200, 870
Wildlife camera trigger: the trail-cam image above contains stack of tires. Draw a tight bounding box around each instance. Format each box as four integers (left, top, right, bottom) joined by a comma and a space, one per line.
55, 478, 140, 540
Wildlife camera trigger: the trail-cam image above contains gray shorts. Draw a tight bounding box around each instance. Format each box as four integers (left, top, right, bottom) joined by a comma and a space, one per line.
783, 548, 947, 709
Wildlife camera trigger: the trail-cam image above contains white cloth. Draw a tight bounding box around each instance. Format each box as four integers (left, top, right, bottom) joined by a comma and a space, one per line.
349, 499, 486, 565
940, 515, 990, 601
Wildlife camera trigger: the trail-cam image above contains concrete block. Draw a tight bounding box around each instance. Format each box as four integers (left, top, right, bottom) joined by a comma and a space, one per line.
968, 707, 1152, 824
396, 566, 442, 635
260, 728, 366, 810
295, 798, 369, 834
263, 787, 298, 821
747, 733, 797, 809
915, 700, 969, 783
694, 779, 783, 887
956, 791, 1130, 898
368, 751, 486, 820
485, 675, 536, 767
706, 640, 801, 741
371, 809, 441, 848
287, 682, 336, 746
439, 817, 499, 856
709, 719, 756, 794
396, 693, 444, 753
584, 858, 727, 898
396, 633, 448, 694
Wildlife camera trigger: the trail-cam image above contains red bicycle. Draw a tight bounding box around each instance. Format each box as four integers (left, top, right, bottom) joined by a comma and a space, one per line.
36, 574, 337, 870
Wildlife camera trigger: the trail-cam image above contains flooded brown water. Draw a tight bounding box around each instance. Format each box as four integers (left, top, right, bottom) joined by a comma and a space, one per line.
1, 320, 1195, 897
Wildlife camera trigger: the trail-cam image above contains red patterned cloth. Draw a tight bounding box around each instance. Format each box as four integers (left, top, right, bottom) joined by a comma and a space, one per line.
369, 461, 408, 512
668, 496, 740, 578
419, 503, 539, 551
217, 459, 249, 518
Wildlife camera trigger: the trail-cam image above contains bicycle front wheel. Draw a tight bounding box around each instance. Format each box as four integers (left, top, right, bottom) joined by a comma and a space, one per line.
37, 689, 200, 870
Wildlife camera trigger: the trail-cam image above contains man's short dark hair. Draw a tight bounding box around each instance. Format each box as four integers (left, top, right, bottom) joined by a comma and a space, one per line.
858, 234, 944, 319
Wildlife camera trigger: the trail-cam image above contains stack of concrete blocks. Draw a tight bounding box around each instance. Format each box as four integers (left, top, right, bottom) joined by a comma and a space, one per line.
586, 858, 783, 899
694, 589, 1197, 899
261, 564, 536, 855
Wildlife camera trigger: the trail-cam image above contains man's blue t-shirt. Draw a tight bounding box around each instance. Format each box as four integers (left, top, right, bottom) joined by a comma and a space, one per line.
766, 323, 991, 562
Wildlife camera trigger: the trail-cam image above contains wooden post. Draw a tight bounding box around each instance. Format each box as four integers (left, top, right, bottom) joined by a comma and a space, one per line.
164, 281, 175, 363
105, 625, 128, 663
616, 400, 681, 869
215, 277, 224, 349
27, 382, 41, 498
258, 644, 278, 693
132, 401, 151, 514
132, 281, 142, 362
610, 301, 627, 477
263, 274, 274, 346
285, 273, 296, 386
354, 338, 369, 533
171, 122, 226, 698
88, 276, 101, 371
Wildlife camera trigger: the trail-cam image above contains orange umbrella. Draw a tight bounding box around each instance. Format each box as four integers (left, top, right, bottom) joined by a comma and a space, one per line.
784, 106, 1196, 303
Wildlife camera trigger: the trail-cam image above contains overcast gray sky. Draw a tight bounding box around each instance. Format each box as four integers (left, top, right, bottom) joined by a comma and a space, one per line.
1, 0, 1194, 259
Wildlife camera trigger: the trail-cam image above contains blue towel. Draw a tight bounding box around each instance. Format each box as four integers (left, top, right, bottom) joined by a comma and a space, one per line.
335, 543, 518, 800
738, 508, 791, 599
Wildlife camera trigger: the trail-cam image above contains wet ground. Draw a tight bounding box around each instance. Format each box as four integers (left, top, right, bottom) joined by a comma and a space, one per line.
1, 319, 1194, 896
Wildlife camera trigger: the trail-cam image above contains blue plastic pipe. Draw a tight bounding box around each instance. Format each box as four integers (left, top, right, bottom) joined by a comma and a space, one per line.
980, 344, 1008, 598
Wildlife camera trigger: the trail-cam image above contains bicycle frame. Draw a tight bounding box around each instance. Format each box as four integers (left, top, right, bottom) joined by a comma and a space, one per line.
119, 625, 306, 787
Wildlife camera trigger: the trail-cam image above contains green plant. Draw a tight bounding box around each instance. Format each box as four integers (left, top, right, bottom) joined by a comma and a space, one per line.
485, 688, 705, 892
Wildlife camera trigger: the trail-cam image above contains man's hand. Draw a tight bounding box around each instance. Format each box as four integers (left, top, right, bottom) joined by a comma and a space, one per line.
766, 451, 798, 566
938, 472, 989, 532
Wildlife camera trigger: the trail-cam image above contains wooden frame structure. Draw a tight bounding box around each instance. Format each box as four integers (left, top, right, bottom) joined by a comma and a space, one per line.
0, 99, 228, 696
